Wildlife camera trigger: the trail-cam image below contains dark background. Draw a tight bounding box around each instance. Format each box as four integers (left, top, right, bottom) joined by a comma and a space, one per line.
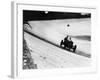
23, 10, 91, 22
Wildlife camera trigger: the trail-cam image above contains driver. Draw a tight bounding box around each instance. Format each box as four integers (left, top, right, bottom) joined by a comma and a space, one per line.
64, 35, 69, 45
64, 35, 69, 41
64, 36, 73, 47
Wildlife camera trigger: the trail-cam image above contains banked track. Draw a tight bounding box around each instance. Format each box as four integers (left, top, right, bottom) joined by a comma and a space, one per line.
24, 31, 91, 69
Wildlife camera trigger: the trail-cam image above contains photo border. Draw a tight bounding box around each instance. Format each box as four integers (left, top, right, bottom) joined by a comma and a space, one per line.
11, 1, 97, 78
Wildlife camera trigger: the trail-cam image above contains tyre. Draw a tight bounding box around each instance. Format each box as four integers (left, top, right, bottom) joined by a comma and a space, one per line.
60, 40, 63, 47
73, 45, 77, 52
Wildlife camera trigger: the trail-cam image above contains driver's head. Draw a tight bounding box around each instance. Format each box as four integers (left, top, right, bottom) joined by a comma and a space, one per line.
66, 35, 69, 38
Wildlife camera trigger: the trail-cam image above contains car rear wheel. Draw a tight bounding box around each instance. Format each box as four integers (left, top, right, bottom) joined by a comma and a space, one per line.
73, 45, 77, 52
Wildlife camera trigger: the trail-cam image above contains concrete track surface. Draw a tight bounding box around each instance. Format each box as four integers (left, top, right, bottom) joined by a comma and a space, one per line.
24, 32, 91, 69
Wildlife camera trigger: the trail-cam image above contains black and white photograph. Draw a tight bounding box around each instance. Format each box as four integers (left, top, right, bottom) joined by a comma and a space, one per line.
23, 10, 91, 69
